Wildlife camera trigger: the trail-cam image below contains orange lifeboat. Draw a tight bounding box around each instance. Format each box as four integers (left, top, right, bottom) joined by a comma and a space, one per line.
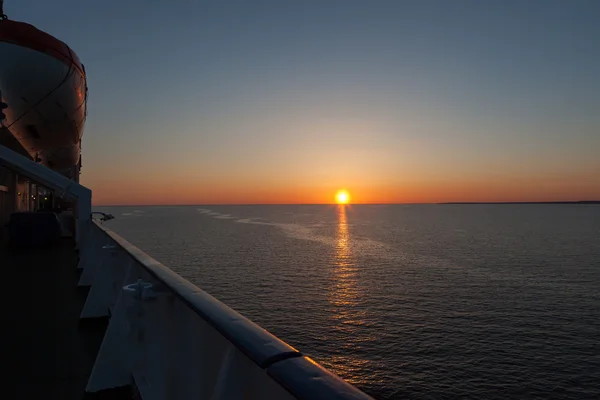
0, 3, 87, 178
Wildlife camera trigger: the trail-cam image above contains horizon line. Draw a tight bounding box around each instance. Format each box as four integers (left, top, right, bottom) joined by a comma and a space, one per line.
92, 200, 600, 207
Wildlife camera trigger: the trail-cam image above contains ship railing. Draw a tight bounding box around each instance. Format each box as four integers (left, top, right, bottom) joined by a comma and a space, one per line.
79, 219, 373, 400
0, 144, 91, 243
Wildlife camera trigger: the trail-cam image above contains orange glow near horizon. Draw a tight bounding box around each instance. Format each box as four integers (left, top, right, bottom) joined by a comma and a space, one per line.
82, 167, 600, 206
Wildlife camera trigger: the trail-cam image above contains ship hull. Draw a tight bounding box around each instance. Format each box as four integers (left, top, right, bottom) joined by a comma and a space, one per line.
0, 20, 87, 178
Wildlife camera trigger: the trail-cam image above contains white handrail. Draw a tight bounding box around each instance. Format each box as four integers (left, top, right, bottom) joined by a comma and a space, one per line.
80, 220, 373, 400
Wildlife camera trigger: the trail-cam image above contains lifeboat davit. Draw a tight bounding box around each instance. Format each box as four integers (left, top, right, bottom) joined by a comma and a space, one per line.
0, 5, 87, 179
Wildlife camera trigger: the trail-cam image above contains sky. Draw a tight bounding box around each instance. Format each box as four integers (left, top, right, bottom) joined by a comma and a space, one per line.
7, 0, 600, 204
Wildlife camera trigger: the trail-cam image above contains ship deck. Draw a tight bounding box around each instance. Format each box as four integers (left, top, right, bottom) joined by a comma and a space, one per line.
1, 238, 130, 399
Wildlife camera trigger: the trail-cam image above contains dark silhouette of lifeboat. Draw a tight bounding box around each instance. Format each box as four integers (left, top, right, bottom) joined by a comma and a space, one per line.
0, 3, 87, 179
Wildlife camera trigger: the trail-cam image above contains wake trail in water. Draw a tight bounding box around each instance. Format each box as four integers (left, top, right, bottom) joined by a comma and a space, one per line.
197, 208, 398, 262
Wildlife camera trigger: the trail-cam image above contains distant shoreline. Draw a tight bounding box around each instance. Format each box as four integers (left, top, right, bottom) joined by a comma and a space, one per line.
440, 201, 600, 205
94, 201, 600, 207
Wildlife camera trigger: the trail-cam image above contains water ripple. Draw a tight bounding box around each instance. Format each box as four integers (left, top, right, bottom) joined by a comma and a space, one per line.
97, 204, 600, 399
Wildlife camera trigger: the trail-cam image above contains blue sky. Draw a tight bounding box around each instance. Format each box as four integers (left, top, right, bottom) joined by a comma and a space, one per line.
7, 0, 600, 203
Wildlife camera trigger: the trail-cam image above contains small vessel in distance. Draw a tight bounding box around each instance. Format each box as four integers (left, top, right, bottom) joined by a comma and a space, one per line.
0, 0, 87, 180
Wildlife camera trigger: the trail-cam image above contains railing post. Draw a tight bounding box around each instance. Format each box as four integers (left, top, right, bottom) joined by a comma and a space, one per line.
86, 264, 136, 392
210, 345, 251, 400
80, 247, 130, 319
78, 236, 114, 287
130, 280, 176, 399
210, 347, 237, 400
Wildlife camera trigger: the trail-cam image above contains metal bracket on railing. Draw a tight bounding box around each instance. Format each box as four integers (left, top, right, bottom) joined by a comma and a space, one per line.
92, 212, 115, 222
123, 279, 170, 301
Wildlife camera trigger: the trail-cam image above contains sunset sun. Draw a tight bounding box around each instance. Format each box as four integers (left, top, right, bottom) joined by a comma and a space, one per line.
335, 190, 350, 204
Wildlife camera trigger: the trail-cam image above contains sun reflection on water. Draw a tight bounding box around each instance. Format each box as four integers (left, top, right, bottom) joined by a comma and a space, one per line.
324, 205, 378, 386
330, 205, 359, 310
